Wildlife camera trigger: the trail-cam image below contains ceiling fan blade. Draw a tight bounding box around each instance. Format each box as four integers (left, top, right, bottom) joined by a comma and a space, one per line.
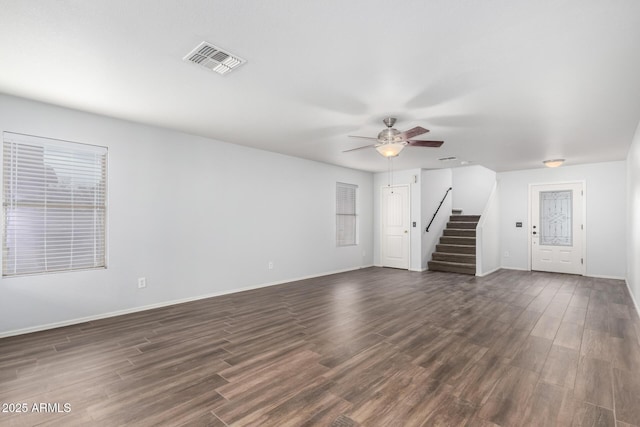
407, 140, 444, 147
343, 144, 377, 152
348, 135, 378, 140
397, 126, 429, 140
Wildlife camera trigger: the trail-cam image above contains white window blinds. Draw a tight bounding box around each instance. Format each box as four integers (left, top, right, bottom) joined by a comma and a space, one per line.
3, 132, 107, 276
336, 182, 357, 246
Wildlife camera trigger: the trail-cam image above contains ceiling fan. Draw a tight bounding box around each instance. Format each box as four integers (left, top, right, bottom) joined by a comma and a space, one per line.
344, 117, 443, 157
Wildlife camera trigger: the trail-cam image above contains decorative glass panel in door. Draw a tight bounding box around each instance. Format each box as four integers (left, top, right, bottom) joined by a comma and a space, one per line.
539, 190, 572, 246
531, 183, 583, 275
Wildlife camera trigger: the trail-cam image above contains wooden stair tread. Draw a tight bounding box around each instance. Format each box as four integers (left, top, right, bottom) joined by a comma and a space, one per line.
436, 244, 476, 254
443, 230, 476, 237
446, 222, 478, 229
449, 215, 481, 221
441, 236, 476, 240
432, 253, 476, 263
440, 237, 476, 246
434, 251, 477, 256
429, 260, 476, 267
428, 260, 476, 275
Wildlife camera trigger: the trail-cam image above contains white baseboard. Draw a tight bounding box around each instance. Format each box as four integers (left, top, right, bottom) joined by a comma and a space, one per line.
0, 264, 374, 339
496, 267, 627, 281
372, 263, 424, 272
585, 274, 626, 280
476, 266, 502, 277
500, 266, 531, 272
625, 278, 640, 320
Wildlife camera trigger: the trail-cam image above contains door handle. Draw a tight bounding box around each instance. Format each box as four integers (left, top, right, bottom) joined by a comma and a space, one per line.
404, 230, 408, 233
532, 231, 537, 235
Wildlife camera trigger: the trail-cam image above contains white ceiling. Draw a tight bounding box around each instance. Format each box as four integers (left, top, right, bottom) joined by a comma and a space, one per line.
1, 0, 640, 172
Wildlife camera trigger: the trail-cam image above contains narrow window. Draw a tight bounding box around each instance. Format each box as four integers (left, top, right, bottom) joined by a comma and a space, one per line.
336, 182, 357, 246
3, 132, 107, 276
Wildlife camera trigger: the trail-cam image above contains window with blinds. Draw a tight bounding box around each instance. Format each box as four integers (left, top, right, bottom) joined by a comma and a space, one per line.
2, 132, 107, 276
336, 182, 358, 246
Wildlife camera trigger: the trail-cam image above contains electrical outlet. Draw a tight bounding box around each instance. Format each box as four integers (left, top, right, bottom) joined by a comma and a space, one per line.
138, 277, 147, 288
268, 261, 274, 270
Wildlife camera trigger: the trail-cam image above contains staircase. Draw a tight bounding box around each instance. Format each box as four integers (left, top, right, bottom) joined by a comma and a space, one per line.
427, 212, 480, 275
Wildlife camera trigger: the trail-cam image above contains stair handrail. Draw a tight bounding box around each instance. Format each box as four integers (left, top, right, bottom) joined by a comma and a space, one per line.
426, 187, 452, 232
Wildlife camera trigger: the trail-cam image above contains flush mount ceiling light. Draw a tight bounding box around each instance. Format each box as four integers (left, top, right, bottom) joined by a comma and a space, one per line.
543, 159, 565, 168
375, 142, 405, 158
183, 41, 246, 75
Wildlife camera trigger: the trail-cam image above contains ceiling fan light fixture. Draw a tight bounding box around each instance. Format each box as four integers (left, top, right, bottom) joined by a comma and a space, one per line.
345, 117, 443, 156
378, 128, 402, 143
543, 159, 565, 168
376, 143, 405, 158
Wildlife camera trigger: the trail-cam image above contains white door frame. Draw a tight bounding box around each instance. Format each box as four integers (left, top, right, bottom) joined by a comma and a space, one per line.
380, 184, 411, 270
527, 180, 586, 274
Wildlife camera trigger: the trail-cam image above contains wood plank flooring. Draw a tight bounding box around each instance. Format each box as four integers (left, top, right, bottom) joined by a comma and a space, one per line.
1, 268, 640, 426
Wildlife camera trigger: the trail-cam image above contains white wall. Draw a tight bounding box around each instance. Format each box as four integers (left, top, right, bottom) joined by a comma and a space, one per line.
373, 168, 422, 271
421, 169, 453, 270
627, 121, 640, 314
498, 161, 626, 278
452, 165, 497, 215
0, 94, 374, 336
477, 183, 500, 276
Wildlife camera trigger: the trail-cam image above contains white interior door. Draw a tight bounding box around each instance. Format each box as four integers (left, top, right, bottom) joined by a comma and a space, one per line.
531, 182, 584, 275
381, 185, 410, 269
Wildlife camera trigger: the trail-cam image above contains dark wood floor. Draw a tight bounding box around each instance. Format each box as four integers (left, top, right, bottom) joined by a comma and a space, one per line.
1, 268, 640, 426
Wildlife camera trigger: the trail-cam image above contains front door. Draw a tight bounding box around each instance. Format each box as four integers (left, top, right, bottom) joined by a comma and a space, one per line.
531, 182, 584, 275
381, 185, 410, 269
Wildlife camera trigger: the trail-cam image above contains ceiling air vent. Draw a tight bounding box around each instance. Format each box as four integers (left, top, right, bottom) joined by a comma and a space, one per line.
183, 41, 246, 75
